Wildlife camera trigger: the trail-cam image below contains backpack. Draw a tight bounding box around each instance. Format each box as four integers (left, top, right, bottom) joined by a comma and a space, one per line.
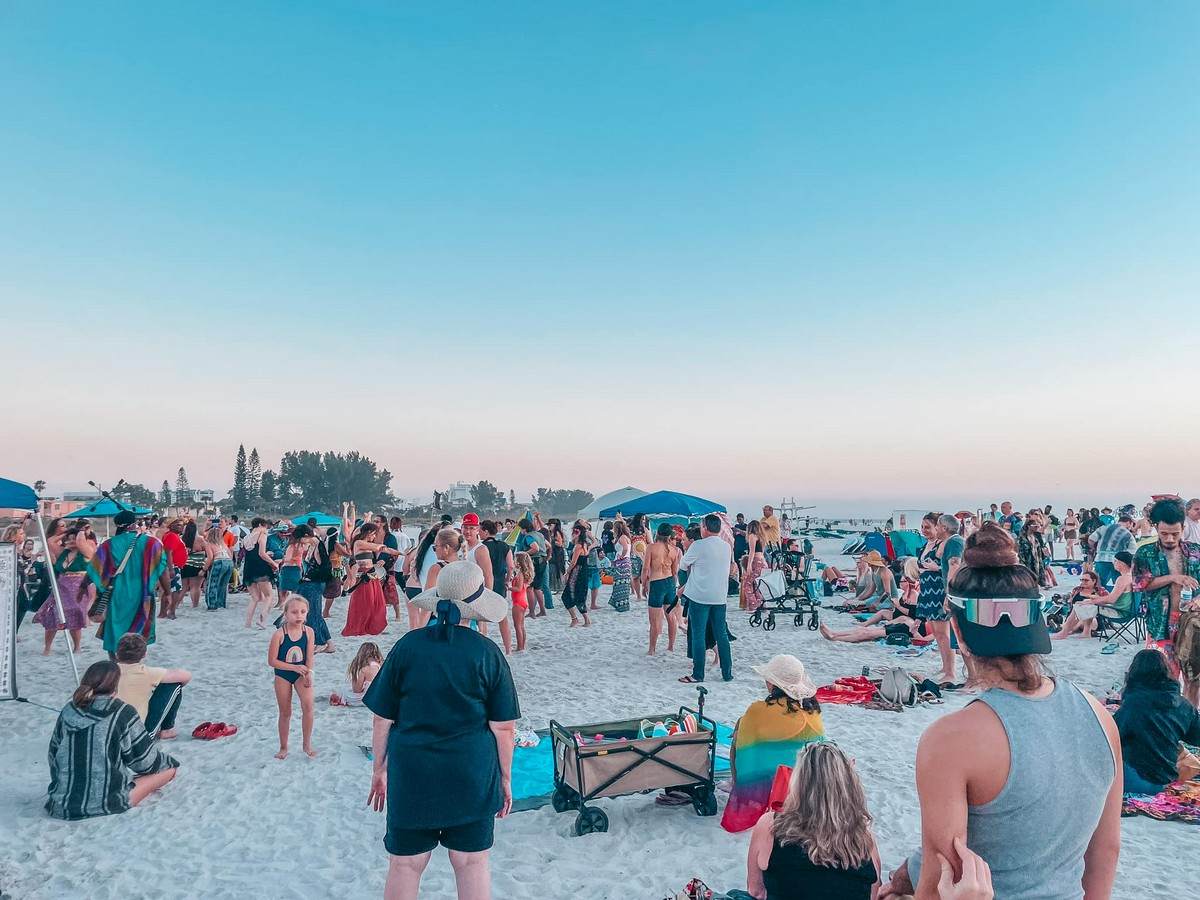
303, 538, 333, 583
877, 666, 918, 708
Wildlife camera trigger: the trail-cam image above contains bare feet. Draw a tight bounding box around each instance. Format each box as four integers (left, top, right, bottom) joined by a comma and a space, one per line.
158, 728, 178, 740
582, 616, 591, 627
819, 623, 834, 640
41, 649, 51, 657
304, 746, 318, 757
275, 748, 288, 759
569, 619, 579, 628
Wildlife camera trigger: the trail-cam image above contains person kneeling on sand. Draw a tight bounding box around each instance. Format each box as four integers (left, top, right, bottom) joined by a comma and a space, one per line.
47, 660, 179, 820
330, 642, 384, 707
115, 633, 192, 740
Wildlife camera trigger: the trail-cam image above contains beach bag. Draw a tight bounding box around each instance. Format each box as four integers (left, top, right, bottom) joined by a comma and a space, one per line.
89, 536, 140, 623
878, 666, 918, 708
756, 570, 787, 602
1175, 608, 1200, 682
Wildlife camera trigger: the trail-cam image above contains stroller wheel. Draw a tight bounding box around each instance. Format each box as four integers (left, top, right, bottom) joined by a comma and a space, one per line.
765, 613, 776, 631
749, 610, 762, 628
575, 807, 608, 836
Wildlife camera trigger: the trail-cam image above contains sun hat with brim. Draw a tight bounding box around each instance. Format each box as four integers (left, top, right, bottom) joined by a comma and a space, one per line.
410, 561, 508, 623
862, 550, 887, 568
751, 655, 817, 701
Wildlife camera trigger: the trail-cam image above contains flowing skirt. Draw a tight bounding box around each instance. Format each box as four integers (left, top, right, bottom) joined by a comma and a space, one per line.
205, 558, 233, 609
561, 565, 589, 612
744, 555, 766, 612
299, 581, 333, 647
33, 572, 89, 631
342, 577, 388, 636
609, 557, 631, 612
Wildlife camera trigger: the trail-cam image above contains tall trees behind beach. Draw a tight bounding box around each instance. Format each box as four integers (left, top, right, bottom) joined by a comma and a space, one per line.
276, 450, 395, 513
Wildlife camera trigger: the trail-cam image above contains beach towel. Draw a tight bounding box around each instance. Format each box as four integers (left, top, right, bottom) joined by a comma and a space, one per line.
719, 701, 824, 832
814, 676, 877, 705
1122, 780, 1200, 824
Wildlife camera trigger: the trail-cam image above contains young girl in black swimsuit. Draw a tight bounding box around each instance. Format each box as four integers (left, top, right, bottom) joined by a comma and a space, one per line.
268, 595, 316, 759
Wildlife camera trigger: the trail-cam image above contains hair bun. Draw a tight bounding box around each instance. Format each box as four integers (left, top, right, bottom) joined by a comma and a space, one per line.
961, 522, 1019, 567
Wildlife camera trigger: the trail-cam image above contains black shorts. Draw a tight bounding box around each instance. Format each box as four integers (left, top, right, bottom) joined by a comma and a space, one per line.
386, 816, 495, 856
531, 557, 547, 585
403, 585, 422, 601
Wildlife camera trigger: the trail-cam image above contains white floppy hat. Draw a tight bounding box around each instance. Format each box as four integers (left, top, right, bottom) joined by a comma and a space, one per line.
410, 561, 508, 624
751, 655, 817, 701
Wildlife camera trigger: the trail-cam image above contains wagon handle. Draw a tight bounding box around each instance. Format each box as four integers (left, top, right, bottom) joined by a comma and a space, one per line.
695, 685, 707, 718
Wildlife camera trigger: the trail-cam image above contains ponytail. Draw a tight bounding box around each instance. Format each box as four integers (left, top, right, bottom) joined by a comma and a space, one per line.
72, 660, 121, 709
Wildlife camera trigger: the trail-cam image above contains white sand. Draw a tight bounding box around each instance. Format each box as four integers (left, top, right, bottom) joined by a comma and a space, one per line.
0, 539, 1194, 899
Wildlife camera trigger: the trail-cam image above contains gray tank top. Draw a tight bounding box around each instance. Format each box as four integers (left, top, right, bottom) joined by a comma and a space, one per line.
911, 679, 1114, 899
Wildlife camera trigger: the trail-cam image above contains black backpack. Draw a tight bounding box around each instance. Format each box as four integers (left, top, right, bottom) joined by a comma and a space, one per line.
303, 537, 334, 583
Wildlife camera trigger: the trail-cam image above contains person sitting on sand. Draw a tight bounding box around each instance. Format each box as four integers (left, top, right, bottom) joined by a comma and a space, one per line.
115, 634, 192, 740
849, 551, 897, 612
331, 642, 384, 707
721, 655, 825, 833
365, 562, 519, 900
744, 743, 880, 900
820, 564, 849, 596
856, 557, 920, 627
46, 660, 179, 820
1113, 649, 1200, 795
269, 595, 317, 759
1051, 564, 1132, 641
880, 523, 1121, 900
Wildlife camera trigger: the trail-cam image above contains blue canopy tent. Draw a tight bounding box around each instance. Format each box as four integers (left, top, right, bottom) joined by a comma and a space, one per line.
290, 511, 341, 529
65, 498, 154, 519
597, 490, 727, 519
0, 478, 79, 690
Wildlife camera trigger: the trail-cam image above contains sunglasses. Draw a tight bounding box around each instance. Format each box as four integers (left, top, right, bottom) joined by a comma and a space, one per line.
948, 594, 1043, 628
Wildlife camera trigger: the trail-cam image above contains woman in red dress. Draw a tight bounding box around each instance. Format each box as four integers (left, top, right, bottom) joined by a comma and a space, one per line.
342, 522, 394, 637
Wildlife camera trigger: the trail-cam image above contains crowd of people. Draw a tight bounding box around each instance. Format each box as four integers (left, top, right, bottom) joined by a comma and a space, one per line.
10, 492, 1200, 900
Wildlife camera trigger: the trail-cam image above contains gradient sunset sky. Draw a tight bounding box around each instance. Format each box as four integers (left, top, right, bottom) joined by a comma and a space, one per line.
2, 2, 1197, 516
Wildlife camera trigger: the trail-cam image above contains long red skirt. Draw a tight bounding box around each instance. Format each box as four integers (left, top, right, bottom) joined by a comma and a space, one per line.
342, 578, 388, 636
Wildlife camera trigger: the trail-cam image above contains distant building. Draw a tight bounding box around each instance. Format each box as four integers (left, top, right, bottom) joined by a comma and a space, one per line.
446, 482, 473, 508
40, 499, 90, 518
62, 491, 102, 502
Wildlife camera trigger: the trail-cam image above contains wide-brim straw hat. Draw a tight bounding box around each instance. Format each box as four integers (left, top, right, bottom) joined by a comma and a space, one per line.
751, 655, 817, 701
862, 550, 887, 568
410, 561, 508, 623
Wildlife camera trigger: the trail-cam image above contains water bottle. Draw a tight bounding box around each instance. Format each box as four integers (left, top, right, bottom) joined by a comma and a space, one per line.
1182, 587, 1193, 611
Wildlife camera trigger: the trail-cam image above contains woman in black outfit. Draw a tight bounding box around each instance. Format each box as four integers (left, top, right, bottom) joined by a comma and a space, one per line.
1114, 649, 1200, 795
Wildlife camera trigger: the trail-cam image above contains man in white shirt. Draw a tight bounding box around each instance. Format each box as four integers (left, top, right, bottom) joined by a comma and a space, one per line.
678, 514, 734, 684
1184, 499, 1200, 545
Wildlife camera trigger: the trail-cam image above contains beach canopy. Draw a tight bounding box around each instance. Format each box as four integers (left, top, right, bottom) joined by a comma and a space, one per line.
0, 478, 38, 510
64, 498, 154, 518
290, 511, 341, 528
578, 487, 648, 520
598, 490, 726, 519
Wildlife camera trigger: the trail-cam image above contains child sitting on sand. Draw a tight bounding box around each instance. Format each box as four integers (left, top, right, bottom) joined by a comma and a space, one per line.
510, 551, 534, 652
330, 642, 383, 707
267, 595, 316, 759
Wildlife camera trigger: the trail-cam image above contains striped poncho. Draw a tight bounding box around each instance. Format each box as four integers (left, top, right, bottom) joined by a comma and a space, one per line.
720, 698, 824, 833
46, 696, 179, 820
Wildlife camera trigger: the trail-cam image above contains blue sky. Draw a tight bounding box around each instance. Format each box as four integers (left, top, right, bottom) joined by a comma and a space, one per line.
2, 2, 1197, 515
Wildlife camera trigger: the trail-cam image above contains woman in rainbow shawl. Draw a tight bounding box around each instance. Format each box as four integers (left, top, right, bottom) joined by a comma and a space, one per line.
87, 511, 170, 655
721, 654, 825, 833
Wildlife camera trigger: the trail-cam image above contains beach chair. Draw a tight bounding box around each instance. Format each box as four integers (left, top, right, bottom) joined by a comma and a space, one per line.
1092, 593, 1146, 645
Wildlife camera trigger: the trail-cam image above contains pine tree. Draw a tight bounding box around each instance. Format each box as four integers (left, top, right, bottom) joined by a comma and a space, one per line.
159, 480, 172, 506
247, 448, 262, 502
233, 445, 249, 510
175, 467, 190, 505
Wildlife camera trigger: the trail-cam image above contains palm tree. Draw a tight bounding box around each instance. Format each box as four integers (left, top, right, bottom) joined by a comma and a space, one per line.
33, 480, 46, 495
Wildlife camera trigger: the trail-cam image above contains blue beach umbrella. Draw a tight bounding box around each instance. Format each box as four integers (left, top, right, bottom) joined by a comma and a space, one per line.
597, 490, 726, 519
290, 511, 341, 528
64, 498, 154, 518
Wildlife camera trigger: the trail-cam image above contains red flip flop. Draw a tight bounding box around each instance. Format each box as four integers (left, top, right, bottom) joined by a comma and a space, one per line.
191, 722, 215, 740
208, 723, 238, 739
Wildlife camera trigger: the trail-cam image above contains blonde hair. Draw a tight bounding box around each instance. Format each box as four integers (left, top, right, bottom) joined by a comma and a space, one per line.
773, 743, 873, 869
513, 551, 535, 586
204, 525, 224, 545
348, 641, 384, 683
435, 528, 463, 554
902, 557, 919, 581
282, 594, 308, 616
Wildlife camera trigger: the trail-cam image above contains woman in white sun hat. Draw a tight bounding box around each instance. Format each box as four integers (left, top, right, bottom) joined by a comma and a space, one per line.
364, 561, 520, 900
719, 654, 826, 833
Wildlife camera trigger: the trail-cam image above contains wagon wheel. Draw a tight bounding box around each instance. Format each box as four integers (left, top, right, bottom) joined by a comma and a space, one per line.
692, 787, 718, 817
749, 610, 762, 628
574, 806, 609, 836
794, 614, 803, 628
551, 786, 573, 813
808, 610, 820, 631
765, 612, 776, 631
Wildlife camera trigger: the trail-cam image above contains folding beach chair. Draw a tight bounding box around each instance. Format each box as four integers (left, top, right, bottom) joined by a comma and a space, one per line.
1093, 593, 1146, 645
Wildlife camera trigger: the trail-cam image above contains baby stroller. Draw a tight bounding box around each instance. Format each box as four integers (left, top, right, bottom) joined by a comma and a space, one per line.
749, 553, 820, 631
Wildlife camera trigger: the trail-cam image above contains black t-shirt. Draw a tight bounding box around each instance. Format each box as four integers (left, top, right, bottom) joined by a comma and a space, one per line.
363, 626, 520, 829
1114, 685, 1200, 787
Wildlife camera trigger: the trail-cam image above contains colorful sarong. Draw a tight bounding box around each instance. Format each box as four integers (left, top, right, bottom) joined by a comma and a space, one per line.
720, 700, 824, 832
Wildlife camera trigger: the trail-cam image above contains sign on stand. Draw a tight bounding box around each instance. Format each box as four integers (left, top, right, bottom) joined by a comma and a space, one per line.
0, 542, 17, 700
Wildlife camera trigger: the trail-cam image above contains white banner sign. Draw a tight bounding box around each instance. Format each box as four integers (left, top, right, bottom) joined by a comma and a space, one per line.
0, 542, 16, 700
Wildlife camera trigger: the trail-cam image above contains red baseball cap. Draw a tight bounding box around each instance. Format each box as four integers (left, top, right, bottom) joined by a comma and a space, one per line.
461, 513, 480, 526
